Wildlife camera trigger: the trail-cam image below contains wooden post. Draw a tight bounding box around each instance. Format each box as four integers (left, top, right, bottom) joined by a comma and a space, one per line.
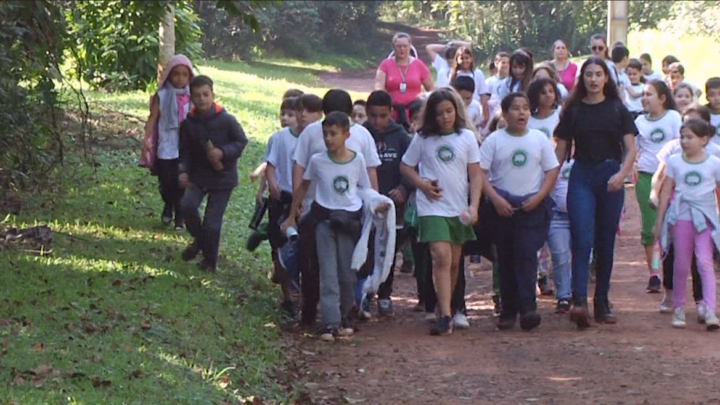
607, 0, 629, 47
158, 2, 176, 83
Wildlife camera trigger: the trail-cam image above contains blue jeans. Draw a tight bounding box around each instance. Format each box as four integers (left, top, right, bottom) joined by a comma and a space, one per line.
567, 160, 625, 303
548, 210, 571, 300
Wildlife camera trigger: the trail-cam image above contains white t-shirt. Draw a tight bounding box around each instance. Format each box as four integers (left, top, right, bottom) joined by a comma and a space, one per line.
304, 151, 370, 212
488, 77, 509, 101
644, 71, 662, 82
528, 109, 561, 139
656, 139, 720, 164
710, 113, 720, 145
624, 83, 644, 113
401, 128, 480, 218
480, 128, 559, 196
466, 100, 483, 130
456, 68, 490, 101
665, 153, 720, 220
433, 54, 451, 89
553, 159, 574, 213
265, 127, 299, 193
634, 110, 682, 173
496, 79, 521, 104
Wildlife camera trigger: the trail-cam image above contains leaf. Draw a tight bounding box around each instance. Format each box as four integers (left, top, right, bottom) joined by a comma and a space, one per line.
218, 375, 231, 389
128, 370, 144, 379
111, 279, 122, 287
90, 376, 112, 388
30, 364, 54, 377
140, 320, 151, 330
31, 342, 44, 351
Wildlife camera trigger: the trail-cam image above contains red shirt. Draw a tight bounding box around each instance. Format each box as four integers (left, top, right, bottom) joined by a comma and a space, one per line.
379, 57, 430, 106
557, 61, 578, 92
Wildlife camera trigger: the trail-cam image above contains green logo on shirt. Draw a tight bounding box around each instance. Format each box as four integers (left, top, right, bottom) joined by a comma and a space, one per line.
561, 167, 572, 180
333, 176, 350, 194
650, 128, 666, 143
511, 150, 529, 168
684, 171, 702, 187
436, 145, 455, 163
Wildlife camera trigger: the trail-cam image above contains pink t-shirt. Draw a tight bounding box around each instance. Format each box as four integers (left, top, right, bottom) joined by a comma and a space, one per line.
379, 57, 430, 106
556, 61, 578, 92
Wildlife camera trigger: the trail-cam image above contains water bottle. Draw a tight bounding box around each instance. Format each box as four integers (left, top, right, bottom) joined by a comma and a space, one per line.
651, 242, 662, 272
285, 226, 299, 242
459, 209, 473, 226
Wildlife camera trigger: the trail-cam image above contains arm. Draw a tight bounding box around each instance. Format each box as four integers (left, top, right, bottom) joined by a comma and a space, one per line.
554, 138, 568, 164
249, 162, 267, 182
144, 95, 160, 134
649, 162, 667, 209
522, 167, 560, 212
479, 168, 514, 217
374, 69, 387, 91
292, 161, 305, 196
281, 179, 310, 232
422, 75, 436, 93
652, 176, 675, 241
218, 117, 248, 162
367, 166, 379, 191
400, 163, 441, 200
467, 163, 482, 223
608, 133, 637, 192
266, 163, 282, 201
425, 44, 447, 62
480, 94, 490, 125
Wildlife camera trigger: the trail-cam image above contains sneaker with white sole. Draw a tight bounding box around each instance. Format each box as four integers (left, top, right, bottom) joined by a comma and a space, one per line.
705, 312, 720, 331
659, 292, 673, 314
697, 302, 707, 324
671, 308, 686, 329
424, 312, 437, 323
452, 312, 470, 330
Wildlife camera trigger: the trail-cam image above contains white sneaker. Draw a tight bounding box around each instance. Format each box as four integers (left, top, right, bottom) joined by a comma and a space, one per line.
424, 312, 437, 323
671, 308, 686, 329
697, 302, 707, 324
705, 312, 720, 331
659, 292, 673, 314
452, 312, 470, 330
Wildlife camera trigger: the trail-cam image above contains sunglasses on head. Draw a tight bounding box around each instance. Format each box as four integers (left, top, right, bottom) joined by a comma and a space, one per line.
591, 46, 606, 51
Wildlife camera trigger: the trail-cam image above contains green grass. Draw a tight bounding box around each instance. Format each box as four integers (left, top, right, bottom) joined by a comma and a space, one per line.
0, 57, 358, 405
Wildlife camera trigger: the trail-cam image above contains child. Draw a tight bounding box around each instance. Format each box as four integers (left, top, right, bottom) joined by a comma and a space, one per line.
452, 76, 483, 132
668, 62, 701, 98
497, 50, 533, 102
486, 51, 511, 100
400, 87, 482, 335
639, 53, 662, 82
449, 46, 491, 127
531, 65, 568, 100
488, 61, 497, 79
282, 112, 386, 341
706, 78, 720, 144
352, 100, 368, 125
661, 55, 680, 83
425, 40, 467, 88
363, 90, 413, 317
611, 46, 631, 93
674, 83, 695, 115
624, 59, 645, 118
547, 151, 574, 313
653, 118, 720, 330
479, 92, 559, 331
139, 54, 195, 231
179, 75, 248, 271
634, 80, 681, 293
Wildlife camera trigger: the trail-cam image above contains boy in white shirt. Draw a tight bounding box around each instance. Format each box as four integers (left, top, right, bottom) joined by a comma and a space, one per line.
452, 76, 483, 135
283, 112, 389, 341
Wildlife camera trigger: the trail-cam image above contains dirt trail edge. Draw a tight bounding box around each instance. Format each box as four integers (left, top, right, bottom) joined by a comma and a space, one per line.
292, 187, 720, 405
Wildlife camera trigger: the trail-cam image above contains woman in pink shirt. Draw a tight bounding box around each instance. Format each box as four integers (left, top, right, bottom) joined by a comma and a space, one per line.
374, 32, 435, 128
549, 39, 578, 92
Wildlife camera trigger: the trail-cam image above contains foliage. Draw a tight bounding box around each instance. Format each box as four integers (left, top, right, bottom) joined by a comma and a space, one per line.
663, 1, 720, 42
0, 1, 68, 192
65, 0, 202, 91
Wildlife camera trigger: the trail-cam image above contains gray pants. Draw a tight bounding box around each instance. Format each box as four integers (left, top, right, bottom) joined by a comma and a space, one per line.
316, 220, 357, 329
181, 183, 232, 267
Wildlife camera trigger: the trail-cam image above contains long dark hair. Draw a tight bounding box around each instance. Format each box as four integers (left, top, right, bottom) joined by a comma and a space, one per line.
449, 46, 475, 84
509, 49, 533, 94
646, 79, 677, 112
563, 57, 620, 110
527, 78, 560, 114
418, 87, 467, 137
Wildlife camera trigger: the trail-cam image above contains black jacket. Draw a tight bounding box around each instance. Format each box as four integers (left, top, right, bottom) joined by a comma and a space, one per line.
179, 104, 248, 190
363, 120, 414, 199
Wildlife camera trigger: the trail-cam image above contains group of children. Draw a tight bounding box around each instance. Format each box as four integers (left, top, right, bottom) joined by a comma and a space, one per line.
140, 39, 720, 339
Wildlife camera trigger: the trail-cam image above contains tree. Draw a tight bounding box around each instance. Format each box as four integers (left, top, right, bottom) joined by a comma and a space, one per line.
158, 2, 176, 83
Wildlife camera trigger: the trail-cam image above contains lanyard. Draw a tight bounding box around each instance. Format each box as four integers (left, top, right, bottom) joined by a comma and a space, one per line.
395, 57, 410, 84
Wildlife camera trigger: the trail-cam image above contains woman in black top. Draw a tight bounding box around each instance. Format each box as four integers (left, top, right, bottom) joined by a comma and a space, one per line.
554, 57, 638, 329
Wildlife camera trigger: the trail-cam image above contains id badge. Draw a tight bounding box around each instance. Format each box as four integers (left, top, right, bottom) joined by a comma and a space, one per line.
399, 82, 407, 93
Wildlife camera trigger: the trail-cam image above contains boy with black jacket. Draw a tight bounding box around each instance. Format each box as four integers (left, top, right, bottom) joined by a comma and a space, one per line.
179, 75, 248, 271
363, 90, 413, 316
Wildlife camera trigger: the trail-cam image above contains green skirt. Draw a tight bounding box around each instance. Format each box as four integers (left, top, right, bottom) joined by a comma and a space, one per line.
417, 216, 476, 245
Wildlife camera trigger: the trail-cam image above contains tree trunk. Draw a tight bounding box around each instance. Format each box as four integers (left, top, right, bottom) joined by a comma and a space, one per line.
607, 0, 628, 47
157, 2, 176, 83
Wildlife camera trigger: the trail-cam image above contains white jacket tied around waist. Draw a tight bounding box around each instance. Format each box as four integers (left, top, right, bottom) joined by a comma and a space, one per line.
352, 189, 396, 295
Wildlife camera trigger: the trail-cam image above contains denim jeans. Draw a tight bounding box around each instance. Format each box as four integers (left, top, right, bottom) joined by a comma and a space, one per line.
316, 220, 357, 329
547, 210, 571, 300
181, 183, 232, 267
567, 159, 625, 303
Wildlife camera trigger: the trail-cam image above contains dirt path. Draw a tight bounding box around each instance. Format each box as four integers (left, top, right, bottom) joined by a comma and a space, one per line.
293, 187, 720, 405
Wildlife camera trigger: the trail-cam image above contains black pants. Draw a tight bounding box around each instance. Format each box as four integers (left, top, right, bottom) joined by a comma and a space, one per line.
488, 203, 550, 316
156, 158, 184, 218
267, 191, 293, 250
414, 241, 467, 315
181, 183, 232, 267
662, 245, 703, 302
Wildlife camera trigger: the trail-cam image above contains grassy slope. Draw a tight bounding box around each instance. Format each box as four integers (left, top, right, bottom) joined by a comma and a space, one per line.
0, 59, 358, 405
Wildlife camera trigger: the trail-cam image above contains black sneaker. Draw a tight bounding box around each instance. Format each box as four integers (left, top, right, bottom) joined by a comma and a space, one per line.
570, 299, 592, 329
197, 260, 217, 272
538, 276, 554, 296
281, 300, 298, 323
174, 218, 185, 232
556, 299, 571, 314
594, 299, 618, 324
646, 275, 662, 293
430, 315, 452, 336
161, 204, 173, 225
497, 312, 516, 330
492, 295, 503, 317
181, 242, 201, 261
246, 231, 267, 252
520, 311, 541, 331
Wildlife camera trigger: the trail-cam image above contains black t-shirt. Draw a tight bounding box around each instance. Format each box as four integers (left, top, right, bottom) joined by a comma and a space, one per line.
554, 98, 637, 164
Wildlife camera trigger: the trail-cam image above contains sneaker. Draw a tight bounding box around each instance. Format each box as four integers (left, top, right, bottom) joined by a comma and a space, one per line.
538, 276, 554, 296
377, 298, 394, 317
646, 275, 662, 293
197, 260, 217, 272
492, 295, 503, 317
400, 260, 414, 274
659, 292, 673, 314
520, 311, 541, 331
338, 317, 354, 337
570, 300, 592, 329
319, 327, 338, 342
430, 315, 452, 336
174, 218, 185, 232
424, 312, 437, 323
181, 242, 201, 261
358, 296, 372, 321
412, 301, 425, 313
593, 299, 617, 324
452, 312, 470, 330
705, 312, 720, 331
246, 230, 267, 252
556, 299, 571, 314
671, 307, 686, 329
161, 204, 173, 225
497, 312, 517, 330
697, 302, 707, 324
281, 300, 298, 323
